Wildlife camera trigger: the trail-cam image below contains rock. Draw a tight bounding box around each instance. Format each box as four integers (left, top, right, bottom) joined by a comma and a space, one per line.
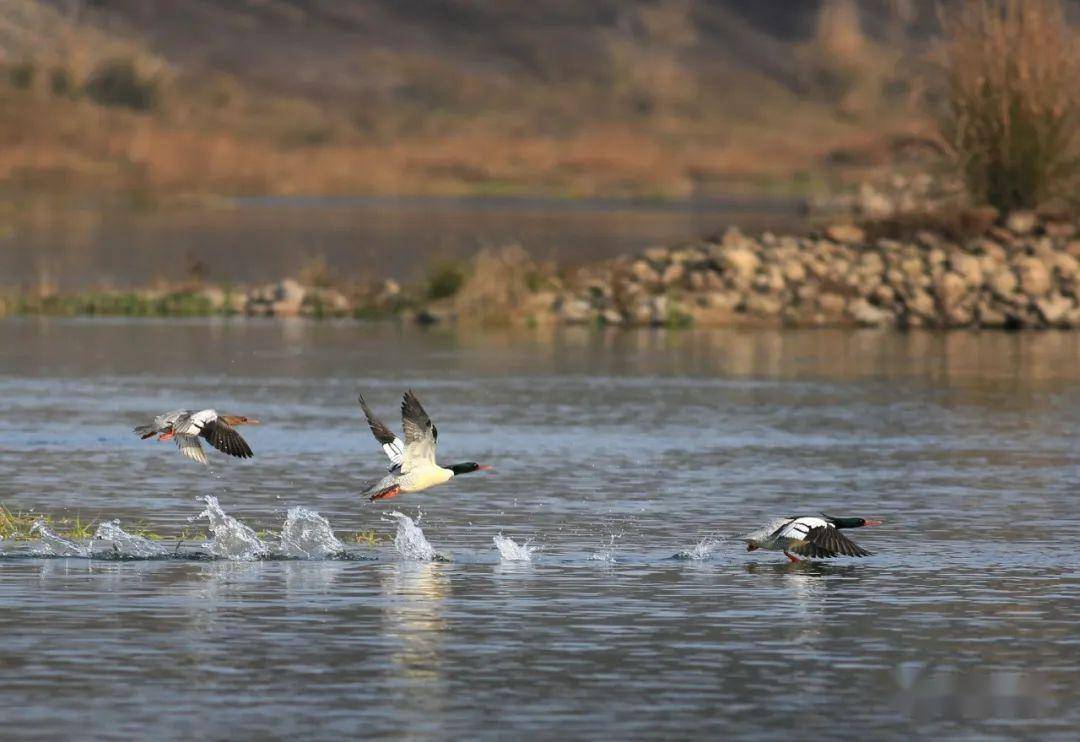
988, 266, 1018, 298
650, 295, 670, 324
275, 278, 305, 305
706, 291, 742, 310
935, 271, 968, 308
1006, 210, 1038, 235
746, 293, 782, 316
661, 262, 686, 286
557, 297, 593, 324
1051, 252, 1080, 280
1017, 256, 1052, 297
631, 260, 660, 285
198, 286, 226, 310
916, 230, 944, 249
687, 270, 707, 291
857, 252, 885, 276
1036, 293, 1073, 325
719, 247, 760, 286
848, 298, 892, 327
1044, 221, 1077, 239
949, 252, 983, 287
872, 284, 895, 306
974, 239, 1006, 262
818, 293, 846, 315
600, 309, 624, 325
781, 259, 806, 284
976, 299, 1008, 327
644, 246, 670, 264
826, 224, 865, 245
906, 289, 936, 319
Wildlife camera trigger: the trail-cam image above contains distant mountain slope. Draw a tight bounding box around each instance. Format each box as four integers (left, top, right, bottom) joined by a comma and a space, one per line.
1, 1, 940, 198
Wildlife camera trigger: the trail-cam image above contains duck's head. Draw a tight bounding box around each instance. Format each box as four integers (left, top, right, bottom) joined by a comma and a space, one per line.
745, 540, 760, 552
221, 415, 260, 426
449, 462, 493, 476
824, 514, 883, 529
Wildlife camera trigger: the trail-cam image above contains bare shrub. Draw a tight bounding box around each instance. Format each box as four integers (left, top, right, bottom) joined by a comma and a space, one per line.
939, 0, 1080, 211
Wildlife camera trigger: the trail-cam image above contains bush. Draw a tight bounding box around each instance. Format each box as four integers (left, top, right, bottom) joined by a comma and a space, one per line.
49, 67, 74, 97
939, 0, 1080, 211
426, 261, 466, 300
84, 58, 159, 111
8, 61, 35, 90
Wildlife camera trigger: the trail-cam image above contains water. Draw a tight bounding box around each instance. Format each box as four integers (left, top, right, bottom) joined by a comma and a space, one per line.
0, 195, 804, 289
2, 317, 1080, 738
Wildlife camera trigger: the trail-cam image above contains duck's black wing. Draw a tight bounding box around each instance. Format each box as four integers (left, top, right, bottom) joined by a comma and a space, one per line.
358, 394, 405, 467
790, 525, 871, 558
199, 419, 254, 459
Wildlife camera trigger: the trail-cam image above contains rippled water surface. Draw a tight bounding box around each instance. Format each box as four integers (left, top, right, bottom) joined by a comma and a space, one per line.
2, 319, 1079, 738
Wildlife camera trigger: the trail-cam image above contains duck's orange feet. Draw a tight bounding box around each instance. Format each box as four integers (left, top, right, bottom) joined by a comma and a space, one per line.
157, 431, 175, 442
784, 551, 801, 563
370, 485, 402, 502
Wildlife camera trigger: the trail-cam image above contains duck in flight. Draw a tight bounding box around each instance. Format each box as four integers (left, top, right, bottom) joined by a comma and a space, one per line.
134, 409, 258, 465
358, 391, 491, 501
740, 514, 882, 562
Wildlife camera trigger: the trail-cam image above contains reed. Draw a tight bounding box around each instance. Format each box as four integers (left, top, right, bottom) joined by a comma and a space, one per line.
939, 0, 1080, 211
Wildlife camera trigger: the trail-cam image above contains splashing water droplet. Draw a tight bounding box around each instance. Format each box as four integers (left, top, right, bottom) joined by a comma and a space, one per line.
30, 520, 91, 557
279, 507, 343, 558
493, 533, 536, 562
386, 511, 436, 561
674, 537, 724, 561
196, 495, 268, 560
589, 534, 619, 563
93, 520, 169, 558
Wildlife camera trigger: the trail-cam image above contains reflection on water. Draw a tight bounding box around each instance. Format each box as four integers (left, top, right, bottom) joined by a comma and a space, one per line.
0, 196, 805, 289
1, 318, 1080, 737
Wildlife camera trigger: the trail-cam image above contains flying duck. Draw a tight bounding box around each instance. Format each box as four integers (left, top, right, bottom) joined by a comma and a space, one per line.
357, 391, 490, 501
740, 514, 882, 562
134, 409, 258, 465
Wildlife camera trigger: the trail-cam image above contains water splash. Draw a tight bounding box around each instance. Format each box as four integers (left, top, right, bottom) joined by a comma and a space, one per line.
196, 495, 268, 560
93, 520, 170, 558
387, 511, 436, 561
30, 520, 91, 557
279, 506, 344, 559
493, 533, 536, 562
674, 537, 723, 561
589, 534, 619, 563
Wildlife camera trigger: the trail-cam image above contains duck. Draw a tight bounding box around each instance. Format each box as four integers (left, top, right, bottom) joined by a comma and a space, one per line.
134, 409, 258, 465
740, 514, 882, 562
357, 391, 490, 501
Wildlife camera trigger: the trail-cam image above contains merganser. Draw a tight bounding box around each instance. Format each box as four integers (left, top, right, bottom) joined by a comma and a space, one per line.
357, 391, 491, 501
134, 409, 258, 465
741, 514, 882, 562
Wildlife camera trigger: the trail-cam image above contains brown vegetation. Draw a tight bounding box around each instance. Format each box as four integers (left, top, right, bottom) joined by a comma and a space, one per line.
0, 0, 931, 200
939, 0, 1080, 211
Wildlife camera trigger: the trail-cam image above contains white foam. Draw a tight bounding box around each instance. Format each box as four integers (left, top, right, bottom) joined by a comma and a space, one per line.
93, 520, 170, 558
196, 495, 268, 560
675, 537, 723, 561
279, 506, 344, 559
387, 511, 436, 561
493, 533, 536, 562
30, 520, 91, 557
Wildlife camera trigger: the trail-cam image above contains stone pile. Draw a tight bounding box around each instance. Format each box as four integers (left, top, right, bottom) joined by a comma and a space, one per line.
549, 211, 1080, 329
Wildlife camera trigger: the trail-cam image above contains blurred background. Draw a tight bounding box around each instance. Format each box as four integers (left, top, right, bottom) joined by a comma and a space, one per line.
0, 0, 941, 289
0, 1, 1075, 293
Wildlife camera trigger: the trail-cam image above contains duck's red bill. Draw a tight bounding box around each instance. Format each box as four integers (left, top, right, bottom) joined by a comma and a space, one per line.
864, 519, 883, 526
478, 465, 494, 471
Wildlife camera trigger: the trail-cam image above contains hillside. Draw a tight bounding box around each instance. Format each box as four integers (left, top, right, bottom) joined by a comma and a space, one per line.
0, 0, 940, 199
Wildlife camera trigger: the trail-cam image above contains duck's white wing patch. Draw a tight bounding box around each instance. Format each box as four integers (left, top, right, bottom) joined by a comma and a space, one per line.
739, 517, 792, 542
175, 434, 208, 465
778, 516, 830, 540
383, 438, 405, 468
174, 409, 218, 435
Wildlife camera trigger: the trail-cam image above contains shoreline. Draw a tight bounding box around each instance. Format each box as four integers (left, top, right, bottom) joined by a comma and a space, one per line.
3, 209, 1078, 331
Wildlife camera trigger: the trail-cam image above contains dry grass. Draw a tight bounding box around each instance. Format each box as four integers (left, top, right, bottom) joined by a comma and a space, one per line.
939, 0, 1080, 211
